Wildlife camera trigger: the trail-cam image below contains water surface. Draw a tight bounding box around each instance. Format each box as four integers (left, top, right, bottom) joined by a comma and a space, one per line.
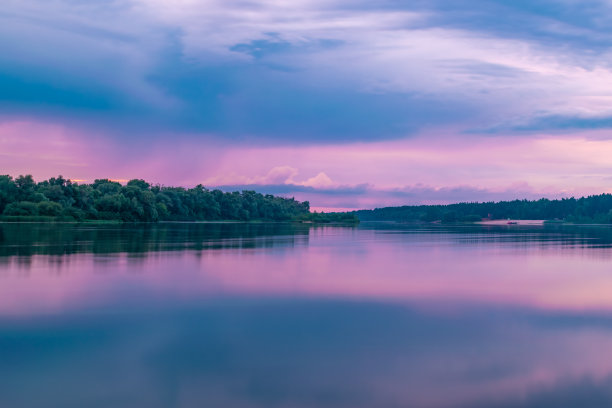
2, 222, 612, 407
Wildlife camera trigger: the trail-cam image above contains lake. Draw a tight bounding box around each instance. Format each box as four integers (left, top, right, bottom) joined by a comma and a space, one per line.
2, 222, 612, 408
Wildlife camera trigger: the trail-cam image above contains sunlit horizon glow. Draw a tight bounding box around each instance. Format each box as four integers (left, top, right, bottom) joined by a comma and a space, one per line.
4, 1, 612, 209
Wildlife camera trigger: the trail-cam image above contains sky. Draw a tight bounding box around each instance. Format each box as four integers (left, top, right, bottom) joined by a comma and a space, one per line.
3, 0, 612, 210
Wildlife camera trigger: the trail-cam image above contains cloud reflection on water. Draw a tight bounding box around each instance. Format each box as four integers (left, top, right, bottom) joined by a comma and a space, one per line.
3, 223, 612, 407
2, 300, 612, 408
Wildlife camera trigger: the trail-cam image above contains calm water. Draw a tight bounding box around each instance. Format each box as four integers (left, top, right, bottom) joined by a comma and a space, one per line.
3, 222, 612, 407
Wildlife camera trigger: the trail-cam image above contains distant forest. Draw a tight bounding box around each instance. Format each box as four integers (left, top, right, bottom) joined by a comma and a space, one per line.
10, 174, 612, 225
0, 175, 357, 223
356, 195, 612, 224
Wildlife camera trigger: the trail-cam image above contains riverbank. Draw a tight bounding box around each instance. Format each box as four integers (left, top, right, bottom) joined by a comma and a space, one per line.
477, 219, 546, 226
0, 215, 359, 225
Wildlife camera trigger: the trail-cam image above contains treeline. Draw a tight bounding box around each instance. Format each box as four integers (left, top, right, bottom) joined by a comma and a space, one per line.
296, 211, 361, 224
0, 175, 313, 222
356, 195, 612, 224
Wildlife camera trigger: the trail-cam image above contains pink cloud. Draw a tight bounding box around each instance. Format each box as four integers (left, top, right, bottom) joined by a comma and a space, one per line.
5, 119, 612, 210
299, 172, 335, 188
0, 120, 223, 186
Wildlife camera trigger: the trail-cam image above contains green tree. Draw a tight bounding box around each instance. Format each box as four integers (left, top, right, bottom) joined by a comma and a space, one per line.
3, 201, 38, 216
37, 201, 63, 216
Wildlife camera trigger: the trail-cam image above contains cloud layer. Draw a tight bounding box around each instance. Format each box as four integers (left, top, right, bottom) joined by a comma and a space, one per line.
5, 0, 612, 140
4, 1, 612, 208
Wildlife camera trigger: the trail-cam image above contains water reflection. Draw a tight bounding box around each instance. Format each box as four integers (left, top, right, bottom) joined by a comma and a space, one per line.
3, 222, 612, 407
0, 222, 314, 257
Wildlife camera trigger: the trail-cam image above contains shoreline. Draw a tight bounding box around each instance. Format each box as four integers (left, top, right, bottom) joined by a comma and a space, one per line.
477, 220, 546, 226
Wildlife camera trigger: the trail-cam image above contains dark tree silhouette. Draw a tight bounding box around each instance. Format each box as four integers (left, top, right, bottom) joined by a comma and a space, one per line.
0, 174, 332, 222
356, 196, 612, 224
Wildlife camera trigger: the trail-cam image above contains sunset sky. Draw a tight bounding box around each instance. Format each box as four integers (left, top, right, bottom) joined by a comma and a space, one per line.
3, 0, 612, 210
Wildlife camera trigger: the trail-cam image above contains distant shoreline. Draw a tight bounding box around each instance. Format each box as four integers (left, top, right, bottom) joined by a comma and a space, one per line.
356, 195, 612, 224
0, 217, 358, 226
477, 220, 546, 226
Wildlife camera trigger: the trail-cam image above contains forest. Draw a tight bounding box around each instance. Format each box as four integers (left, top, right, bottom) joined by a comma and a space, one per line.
14, 173, 612, 225
356, 195, 612, 224
0, 174, 356, 223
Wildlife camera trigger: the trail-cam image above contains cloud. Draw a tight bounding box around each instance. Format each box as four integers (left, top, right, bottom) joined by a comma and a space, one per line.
299, 172, 335, 188
8, 120, 612, 211
4, 0, 612, 145
214, 179, 566, 211
477, 114, 612, 134
8, 0, 612, 201
468, 375, 612, 408
254, 166, 299, 184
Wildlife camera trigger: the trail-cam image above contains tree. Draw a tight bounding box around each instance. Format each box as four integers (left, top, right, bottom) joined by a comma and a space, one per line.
3, 201, 38, 216
0, 175, 17, 213
37, 201, 63, 216
15, 175, 36, 201
127, 179, 150, 190
0, 174, 316, 222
